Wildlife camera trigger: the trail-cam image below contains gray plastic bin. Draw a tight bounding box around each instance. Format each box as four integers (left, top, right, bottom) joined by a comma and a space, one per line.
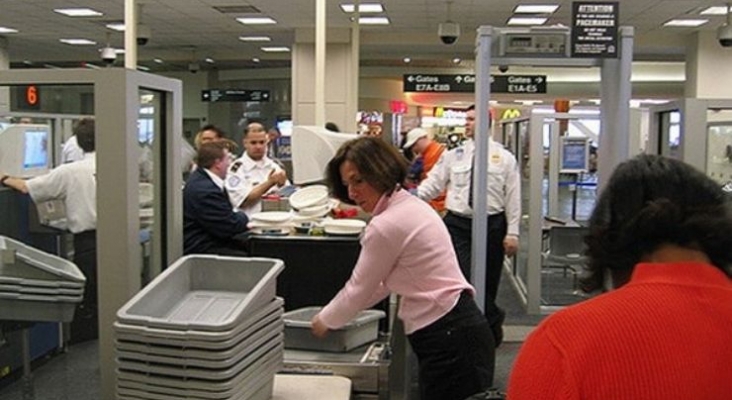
283, 307, 386, 352
116, 256, 283, 331
0, 235, 85, 322
0, 236, 86, 285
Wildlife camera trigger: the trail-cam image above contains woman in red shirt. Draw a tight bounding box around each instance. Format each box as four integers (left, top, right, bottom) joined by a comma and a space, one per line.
509, 154, 732, 400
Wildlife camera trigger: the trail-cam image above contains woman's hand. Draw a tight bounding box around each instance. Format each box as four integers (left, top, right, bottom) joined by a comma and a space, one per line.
311, 313, 330, 338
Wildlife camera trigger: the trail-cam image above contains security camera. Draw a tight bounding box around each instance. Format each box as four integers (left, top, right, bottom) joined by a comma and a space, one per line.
100, 47, 117, 65
188, 62, 200, 74
438, 22, 460, 45
137, 24, 151, 46
498, 65, 509, 73
719, 24, 732, 47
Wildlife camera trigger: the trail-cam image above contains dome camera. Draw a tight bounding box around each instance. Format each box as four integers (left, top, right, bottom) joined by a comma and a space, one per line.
438, 22, 460, 45
718, 23, 732, 47
137, 24, 151, 46
498, 65, 509, 73
100, 47, 117, 65
188, 62, 200, 74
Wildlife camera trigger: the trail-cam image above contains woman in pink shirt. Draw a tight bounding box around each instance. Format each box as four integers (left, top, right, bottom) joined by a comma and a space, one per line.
311, 137, 495, 400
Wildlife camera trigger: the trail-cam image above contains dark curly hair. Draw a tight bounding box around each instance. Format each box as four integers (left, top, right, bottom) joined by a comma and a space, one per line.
326, 136, 408, 205
581, 154, 732, 291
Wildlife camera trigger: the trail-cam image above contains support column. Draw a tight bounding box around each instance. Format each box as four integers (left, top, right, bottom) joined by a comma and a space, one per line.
685, 31, 732, 98
292, 28, 359, 133
0, 37, 9, 113
598, 27, 633, 192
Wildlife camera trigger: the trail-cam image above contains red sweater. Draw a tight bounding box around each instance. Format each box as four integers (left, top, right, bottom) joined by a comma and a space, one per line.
508, 262, 732, 400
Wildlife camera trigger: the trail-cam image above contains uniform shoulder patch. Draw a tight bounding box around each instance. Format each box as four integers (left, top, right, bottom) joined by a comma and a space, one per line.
227, 175, 241, 188
229, 161, 243, 173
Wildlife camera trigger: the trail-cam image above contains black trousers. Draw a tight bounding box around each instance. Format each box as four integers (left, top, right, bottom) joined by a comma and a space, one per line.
71, 230, 98, 344
443, 211, 507, 324
407, 292, 495, 400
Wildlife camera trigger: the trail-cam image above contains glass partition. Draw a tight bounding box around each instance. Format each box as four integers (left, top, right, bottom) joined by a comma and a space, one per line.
706, 110, 732, 186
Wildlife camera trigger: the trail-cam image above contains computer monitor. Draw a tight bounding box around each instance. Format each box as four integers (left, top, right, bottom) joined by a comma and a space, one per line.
0, 124, 51, 178
291, 126, 357, 184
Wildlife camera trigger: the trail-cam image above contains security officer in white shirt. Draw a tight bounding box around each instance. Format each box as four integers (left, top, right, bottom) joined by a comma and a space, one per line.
1, 118, 98, 343
225, 122, 289, 216
417, 104, 520, 347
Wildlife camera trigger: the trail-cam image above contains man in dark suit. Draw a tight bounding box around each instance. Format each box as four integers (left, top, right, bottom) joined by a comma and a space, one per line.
184, 140, 249, 256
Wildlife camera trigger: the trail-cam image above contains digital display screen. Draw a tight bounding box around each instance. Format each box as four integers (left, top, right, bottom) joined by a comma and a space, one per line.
23, 129, 49, 169
510, 37, 532, 47
561, 138, 588, 172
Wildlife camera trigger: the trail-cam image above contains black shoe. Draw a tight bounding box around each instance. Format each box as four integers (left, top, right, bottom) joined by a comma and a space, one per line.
464, 388, 505, 400
490, 308, 506, 348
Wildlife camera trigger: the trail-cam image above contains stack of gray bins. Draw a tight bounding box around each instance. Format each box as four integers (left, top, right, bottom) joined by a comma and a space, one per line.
0, 236, 85, 323
114, 255, 285, 400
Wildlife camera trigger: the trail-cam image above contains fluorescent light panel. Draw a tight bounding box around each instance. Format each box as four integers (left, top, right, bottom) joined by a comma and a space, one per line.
340, 3, 384, 13
700, 6, 731, 15
60, 39, 97, 45
663, 19, 708, 27
106, 23, 126, 31
205, 58, 215, 63
54, 8, 103, 17
237, 17, 277, 25
239, 36, 271, 42
507, 17, 548, 25
261, 46, 290, 52
0, 27, 18, 34
514, 5, 559, 14
359, 16, 390, 25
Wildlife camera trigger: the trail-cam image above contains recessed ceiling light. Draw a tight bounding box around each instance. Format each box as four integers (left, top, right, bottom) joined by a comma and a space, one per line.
205, 58, 215, 64
514, 5, 559, 14
0, 27, 18, 34
59, 39, 97, 45
137, 65, 150, 71
663, 19, 708, 27
106, 23, 126, 31
261, 46, 290, 52
252, 58, 261, 63
507, 17, 548, 26
340, 3, 385, 13
237, 17, 277, 25
153, 58, 164, 64
700, 6, 731, 15
403, 57, 411, 63
359, 17, 390, 25
452, 57, 461, 64
239, 36, 272, 42
54, 8, 103, 17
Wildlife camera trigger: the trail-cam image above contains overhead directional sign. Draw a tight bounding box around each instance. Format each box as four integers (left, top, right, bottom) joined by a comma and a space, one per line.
403, 74, 475, 92
201, 89, 271, 102
403, 74, 547, 94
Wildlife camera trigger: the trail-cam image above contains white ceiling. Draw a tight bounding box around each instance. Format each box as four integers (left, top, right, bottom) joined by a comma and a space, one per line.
0, 0, 728, 72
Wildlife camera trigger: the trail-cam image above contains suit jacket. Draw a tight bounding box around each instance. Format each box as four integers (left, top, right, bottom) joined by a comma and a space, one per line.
184, 168, 249, 254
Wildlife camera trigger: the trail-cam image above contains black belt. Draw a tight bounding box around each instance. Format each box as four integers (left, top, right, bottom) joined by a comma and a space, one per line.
447, 210, 505, 220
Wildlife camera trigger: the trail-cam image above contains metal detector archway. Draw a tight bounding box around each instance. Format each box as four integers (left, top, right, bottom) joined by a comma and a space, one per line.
471, 26, 633, 314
